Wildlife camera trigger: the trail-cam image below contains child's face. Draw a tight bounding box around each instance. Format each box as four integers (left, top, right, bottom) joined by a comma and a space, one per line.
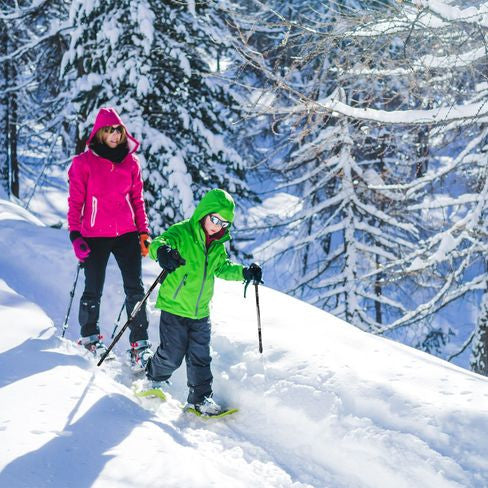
204, 213, 229, 235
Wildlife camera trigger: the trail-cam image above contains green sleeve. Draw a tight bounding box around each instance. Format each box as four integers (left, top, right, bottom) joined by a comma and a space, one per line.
215, 250, 245, 281
148, 225, 181, 261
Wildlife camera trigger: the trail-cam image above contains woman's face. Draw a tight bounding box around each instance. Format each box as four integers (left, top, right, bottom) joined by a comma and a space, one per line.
102, 125, 123, 148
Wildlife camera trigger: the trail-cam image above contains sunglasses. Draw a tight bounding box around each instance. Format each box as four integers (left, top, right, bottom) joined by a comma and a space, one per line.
104, 126, 124, 134
209, 214, 230, 229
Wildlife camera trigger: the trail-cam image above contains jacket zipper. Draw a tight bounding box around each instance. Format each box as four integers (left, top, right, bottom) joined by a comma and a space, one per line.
90, 196, 98, 227
125, 194, 136, 224
172, 273, 188, 300
195, 250, 208, 317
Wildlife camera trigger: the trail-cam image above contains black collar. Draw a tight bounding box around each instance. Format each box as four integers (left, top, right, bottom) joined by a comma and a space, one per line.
89, 141, 129, 163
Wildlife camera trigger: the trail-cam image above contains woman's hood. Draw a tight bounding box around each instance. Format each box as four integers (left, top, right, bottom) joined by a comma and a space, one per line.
86, 107, 140, 154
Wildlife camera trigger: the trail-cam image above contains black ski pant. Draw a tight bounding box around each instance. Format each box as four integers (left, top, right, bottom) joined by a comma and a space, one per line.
146, 310, 213, 404
79, 231, 148, 344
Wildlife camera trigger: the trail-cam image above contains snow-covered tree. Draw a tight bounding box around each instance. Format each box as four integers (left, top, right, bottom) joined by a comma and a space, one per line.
62, 0, 253, 234
231, 0, 488, 367
0, 0, 69, 201
0, 7, 19, 198
231, 2, 419, 331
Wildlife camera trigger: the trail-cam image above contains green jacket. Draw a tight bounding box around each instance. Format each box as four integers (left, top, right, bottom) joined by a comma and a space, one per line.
149, 189, 244, 319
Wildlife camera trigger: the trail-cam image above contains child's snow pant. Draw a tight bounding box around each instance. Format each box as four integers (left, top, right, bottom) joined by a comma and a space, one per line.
147, 310, 213, 404
79, 231, 149, 343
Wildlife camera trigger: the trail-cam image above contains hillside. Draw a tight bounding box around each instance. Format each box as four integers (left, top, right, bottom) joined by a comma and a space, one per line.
1, 199, 488, 487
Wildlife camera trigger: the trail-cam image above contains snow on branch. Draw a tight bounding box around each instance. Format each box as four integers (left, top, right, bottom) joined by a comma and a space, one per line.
0, 25, 71, 64
414, 0, 488, 29
339, 47, 487, 77
261, 95, 488, 127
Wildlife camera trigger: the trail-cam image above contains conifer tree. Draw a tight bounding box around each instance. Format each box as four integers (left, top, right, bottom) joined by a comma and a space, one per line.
63, 0, 252, 234
233, 0, 488, 363
0, 0, 69, 200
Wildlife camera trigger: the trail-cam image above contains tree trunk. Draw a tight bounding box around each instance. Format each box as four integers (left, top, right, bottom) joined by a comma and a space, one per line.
471, 289, 488, 376
374, 253, 383, 325
0, 22, 8, 193
8, 70, 19, 198
415, 126, 429, 179
3, 20, 19, 199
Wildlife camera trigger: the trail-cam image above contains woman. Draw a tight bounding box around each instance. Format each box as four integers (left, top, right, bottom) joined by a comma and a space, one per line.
67, 106, 152, 370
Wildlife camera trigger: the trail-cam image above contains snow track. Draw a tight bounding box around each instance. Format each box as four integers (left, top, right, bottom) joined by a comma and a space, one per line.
1, 205, 488, 487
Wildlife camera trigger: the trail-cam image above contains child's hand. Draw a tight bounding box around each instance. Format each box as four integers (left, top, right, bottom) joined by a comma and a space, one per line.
243, 263, 263, 284
157, 245, 186, 272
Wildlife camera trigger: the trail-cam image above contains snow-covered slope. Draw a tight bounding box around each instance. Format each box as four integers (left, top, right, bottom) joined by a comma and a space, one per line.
1, 198, 488, 488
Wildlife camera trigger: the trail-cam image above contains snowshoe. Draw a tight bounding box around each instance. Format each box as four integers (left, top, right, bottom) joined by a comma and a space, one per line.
183, 398, 238, 419
133, 378, 167, 401
183, 396, 237, 418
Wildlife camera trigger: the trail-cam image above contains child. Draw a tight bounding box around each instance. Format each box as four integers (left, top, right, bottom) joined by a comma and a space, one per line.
144, 188, 262, 415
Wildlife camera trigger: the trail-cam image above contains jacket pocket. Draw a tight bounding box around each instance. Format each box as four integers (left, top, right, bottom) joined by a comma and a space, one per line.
90, 196, 98, 227
126, 194, 135, 225
172, 273, 188, 300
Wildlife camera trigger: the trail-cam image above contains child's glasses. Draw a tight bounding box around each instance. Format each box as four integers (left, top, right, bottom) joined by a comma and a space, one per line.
104, 126, 124, 134
209, 214, 230, 229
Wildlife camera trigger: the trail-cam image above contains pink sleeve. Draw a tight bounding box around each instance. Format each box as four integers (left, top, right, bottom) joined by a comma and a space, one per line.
67, 156, 87, 232
130, 157, 149, 234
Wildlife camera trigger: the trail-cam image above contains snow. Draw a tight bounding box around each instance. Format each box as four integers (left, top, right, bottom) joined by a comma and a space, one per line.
170, 48, 191, 78
414, 0, 488, 28
264, 96, 488, 126
1, 197, 488, 487
344, 47, 487, 76
0, 198, 45, 226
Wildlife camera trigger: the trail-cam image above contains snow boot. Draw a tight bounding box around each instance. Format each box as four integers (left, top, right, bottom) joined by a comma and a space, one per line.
127, 340, 153, 373
78, 334, 114, 359
190, 396, 222, 416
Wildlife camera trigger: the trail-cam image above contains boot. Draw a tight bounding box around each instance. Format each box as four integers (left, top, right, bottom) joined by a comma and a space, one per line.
190, 396, 222, 416
78, 334, 114, 360
128, 340, 153, 373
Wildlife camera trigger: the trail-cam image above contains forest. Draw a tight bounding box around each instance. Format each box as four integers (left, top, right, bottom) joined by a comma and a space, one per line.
2, 0, 488, 375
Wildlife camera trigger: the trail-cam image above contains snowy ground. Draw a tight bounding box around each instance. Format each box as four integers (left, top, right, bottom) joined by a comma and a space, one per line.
1, 198, 488, 487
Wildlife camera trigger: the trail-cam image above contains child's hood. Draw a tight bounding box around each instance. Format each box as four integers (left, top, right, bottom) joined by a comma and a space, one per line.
190, 189, 236, 224
86, 107, 140, 154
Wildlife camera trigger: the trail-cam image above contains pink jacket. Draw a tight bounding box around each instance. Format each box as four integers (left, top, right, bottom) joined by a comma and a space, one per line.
67, 107, 149, 237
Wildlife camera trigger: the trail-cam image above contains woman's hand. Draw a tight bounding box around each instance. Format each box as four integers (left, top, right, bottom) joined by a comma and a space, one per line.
72, 236, 91, 262
139, 233, 151, 257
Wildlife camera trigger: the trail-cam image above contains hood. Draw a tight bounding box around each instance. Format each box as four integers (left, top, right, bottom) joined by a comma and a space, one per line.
191, 188, 236, 225
86, 107, 140, 154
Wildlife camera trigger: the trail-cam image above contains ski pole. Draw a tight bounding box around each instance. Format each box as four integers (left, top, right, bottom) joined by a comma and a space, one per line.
61, 262, 82, 338
110, 300, 126, 339
254, 282, 263, 354
98, 269, 169, 367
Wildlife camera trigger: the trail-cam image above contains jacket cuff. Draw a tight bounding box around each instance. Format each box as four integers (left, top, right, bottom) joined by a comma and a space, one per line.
69, 231, 82, 242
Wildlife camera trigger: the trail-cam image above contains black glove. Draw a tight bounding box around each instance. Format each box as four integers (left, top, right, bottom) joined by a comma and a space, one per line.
157, 245, 185, 272
243, 262, 263, 284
